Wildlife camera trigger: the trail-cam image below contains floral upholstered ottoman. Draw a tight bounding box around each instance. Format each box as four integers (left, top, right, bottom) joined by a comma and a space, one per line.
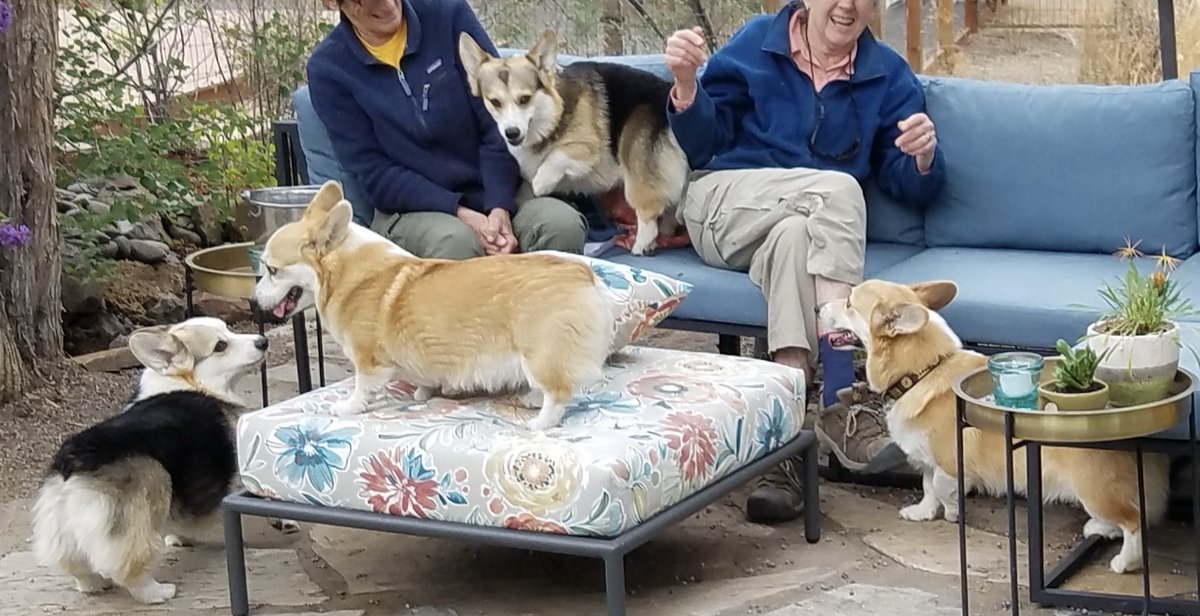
235, 346, 807, 537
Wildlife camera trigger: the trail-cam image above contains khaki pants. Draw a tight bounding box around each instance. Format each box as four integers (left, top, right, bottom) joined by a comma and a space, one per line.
371, 188, 587, 259
680, 168, 867, 357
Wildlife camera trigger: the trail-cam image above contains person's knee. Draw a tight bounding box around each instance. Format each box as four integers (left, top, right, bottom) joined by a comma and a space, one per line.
419, 222, 484, 259
515, 198, 586, 253
822, 171, 867, 219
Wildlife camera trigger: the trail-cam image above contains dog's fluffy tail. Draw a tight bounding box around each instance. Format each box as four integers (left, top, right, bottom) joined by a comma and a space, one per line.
31, 459, 171, 585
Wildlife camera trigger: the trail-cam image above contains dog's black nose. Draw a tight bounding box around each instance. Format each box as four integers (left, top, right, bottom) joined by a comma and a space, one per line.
504, 127, 521, 140
255, 336, 269, 351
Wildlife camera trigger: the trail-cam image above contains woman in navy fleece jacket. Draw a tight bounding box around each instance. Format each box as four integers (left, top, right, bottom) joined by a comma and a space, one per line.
307, 0, 586, 259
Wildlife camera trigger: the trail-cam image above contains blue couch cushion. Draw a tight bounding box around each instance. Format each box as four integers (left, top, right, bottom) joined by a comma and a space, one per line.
1192, 69, 1200, 244
920, 76, 1198, 259
600, 242, 923, 328
865, 174, 924, 245
292, 86, 375, 227
870, 247, 1178, 349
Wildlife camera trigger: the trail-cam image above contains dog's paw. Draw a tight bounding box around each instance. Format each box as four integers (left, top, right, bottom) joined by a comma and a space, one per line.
1109, 551, 1142, 574
899, 503, 941, 522
131, 581, 176, 604
942, 507, 960, 524
331, 398, 366, 417
413, 386, 435, 402
270, 517, 301, 534
164, 534, 191, 548
527, 415, 560, 432
630, 239, 657, 257
1083, 518, 1123, 540
74, 575, 113, 594
530, 172, 557, 197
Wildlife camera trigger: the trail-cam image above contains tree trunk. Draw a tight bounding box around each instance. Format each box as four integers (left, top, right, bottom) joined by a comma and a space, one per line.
0, 0, 62, 403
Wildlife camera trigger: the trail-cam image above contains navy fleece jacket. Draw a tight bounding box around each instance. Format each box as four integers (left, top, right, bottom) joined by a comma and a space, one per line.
668, 4, 946, 206
305, 0, 518, 216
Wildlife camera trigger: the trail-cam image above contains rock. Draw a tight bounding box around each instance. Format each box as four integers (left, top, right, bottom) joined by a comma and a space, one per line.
108, 333, 129, 349
129, 216, 172, 243
72, 346, 138, 373
99, 241, 119, 259
105, 172, 142, 191
72, 193, 90, 205
56, 199, 77, 214
66, 182, 96, 195
114, 235, 131, 259
195, 291, 253, 322
113, 219, 137, 236
55, 187, 75, 202
62, 311, 128, 357
170, 226, 203, 246
192, 200, 225, 246
127, 239, 170, 264
100, 224, 121, 240
60, 272, 106, 316
86, 200, 110, 217
145, 294, 185, 324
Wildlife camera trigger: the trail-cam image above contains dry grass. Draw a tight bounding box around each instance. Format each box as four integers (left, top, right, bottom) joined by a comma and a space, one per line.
1077, 0, 1200, 84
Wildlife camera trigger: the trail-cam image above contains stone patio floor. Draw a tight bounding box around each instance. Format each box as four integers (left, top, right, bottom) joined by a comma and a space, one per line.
3, 321, 1198, 616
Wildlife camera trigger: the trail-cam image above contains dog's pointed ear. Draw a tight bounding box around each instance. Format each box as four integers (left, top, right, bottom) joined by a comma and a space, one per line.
303, 181, 344, 221
308, 199, 353, 251
129, 327, 192, 374
909, 280, 957, 311
871, 302, 929, 338
527, 29, 558, 71
458, 32, 488, 96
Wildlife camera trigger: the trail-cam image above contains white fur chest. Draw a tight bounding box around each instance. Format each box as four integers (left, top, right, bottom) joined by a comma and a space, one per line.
510, 143, 623, 197
887, 399, 938, 473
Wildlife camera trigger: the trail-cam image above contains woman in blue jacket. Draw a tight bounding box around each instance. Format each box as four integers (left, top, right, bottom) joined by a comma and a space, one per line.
308, 0, 586, 258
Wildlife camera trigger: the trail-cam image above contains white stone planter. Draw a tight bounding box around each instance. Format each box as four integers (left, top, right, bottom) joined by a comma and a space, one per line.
1086, 320, 1180, 407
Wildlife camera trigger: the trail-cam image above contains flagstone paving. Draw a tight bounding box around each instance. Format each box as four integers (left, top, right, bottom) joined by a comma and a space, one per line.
3, 322, 1195, 615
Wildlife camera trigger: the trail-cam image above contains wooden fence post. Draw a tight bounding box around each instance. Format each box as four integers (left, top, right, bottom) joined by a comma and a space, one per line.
906, 0, 923, 71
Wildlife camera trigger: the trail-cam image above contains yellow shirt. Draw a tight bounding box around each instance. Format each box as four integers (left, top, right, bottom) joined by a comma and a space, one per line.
357, 20, 407, 68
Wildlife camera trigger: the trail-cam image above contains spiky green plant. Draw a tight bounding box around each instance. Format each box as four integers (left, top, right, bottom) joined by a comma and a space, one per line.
1053, 339, 1102, 393
1095, 239, 1199, 336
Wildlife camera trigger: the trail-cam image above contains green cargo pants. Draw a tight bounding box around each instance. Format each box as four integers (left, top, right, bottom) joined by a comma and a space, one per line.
370, 194, 587, 259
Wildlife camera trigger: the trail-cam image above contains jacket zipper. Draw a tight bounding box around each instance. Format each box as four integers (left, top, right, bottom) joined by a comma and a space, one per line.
397, 68, 428, 130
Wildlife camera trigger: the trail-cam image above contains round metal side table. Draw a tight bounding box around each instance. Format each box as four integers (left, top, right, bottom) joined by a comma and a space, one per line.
951, 357, 1198, 616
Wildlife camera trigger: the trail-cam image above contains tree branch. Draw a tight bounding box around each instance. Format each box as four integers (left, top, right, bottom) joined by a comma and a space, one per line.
55, 0, 183, 102
685, 0, 719, 53
620, 0, 667, 42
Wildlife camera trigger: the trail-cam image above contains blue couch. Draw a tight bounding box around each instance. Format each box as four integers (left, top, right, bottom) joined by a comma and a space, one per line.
285, 55, 1200, 441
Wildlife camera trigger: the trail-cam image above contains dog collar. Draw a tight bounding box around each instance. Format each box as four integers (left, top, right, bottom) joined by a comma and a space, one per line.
884, 354, 952, 401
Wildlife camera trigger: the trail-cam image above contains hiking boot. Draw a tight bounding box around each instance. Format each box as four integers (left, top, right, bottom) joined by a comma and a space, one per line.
746, 454, 805, 524
815, 383, 909, 474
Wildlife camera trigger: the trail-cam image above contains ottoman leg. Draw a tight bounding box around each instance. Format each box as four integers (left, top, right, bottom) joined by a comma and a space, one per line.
803, 435, 822, 544
604, 554, 627, 616
224, 507, 250, 616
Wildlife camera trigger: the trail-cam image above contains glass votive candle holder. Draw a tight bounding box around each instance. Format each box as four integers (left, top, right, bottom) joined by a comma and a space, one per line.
988, 352, 1044, 410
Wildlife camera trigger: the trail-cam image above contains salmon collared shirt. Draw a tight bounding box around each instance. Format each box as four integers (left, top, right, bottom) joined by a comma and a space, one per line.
672, 10, 858, 109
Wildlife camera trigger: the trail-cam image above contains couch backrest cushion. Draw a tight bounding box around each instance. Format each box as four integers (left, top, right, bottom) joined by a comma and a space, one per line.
292, 85, 376, 227
1192, 68, 1200, 245
921, 75, 1198, 258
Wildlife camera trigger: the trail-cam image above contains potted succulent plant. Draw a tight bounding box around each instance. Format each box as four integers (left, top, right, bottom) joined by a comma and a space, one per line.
1085, 239, 1198, 407
1038, 339, 1109, 411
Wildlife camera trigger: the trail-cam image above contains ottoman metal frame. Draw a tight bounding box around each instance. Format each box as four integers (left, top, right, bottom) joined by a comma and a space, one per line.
223, 429, 820, 616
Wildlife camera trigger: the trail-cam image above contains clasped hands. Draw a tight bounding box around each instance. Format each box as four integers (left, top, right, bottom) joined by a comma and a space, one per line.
457, 206, 517, 255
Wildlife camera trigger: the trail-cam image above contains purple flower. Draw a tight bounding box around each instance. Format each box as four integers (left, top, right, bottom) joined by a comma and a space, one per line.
0, 1, 11, 37
0, 222, 31, 249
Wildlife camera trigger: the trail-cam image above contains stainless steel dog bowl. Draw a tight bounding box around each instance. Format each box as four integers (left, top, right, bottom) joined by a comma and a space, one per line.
953, 357, 1196, 443
234, 185, 323, 246
185, 241, 257, 300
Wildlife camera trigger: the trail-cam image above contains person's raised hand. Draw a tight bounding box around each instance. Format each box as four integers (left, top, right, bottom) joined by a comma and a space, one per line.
665, 26, 707, 101
895, 112, 937, 173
